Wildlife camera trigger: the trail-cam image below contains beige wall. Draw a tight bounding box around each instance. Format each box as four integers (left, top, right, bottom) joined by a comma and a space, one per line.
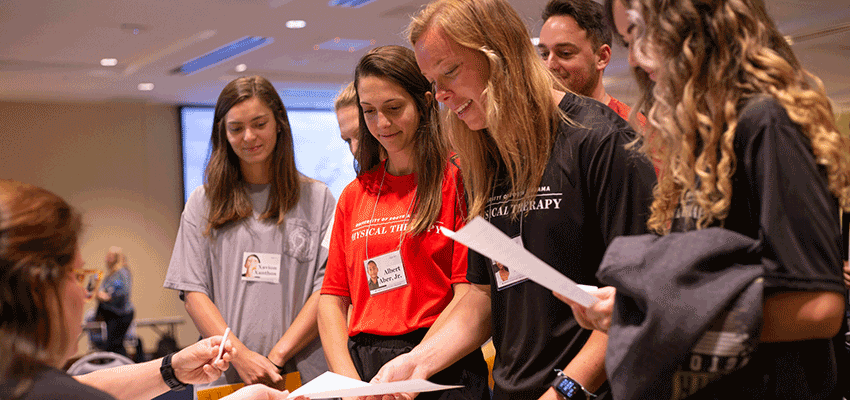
836, 111, 850, 137
0, 100, 200, 355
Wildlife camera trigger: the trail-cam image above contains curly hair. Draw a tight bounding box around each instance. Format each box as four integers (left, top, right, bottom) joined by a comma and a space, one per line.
408, 0, 563, 219
631, 0, 850, 233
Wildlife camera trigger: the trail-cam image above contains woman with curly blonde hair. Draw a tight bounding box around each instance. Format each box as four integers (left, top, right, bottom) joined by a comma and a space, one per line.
563, 0, 850, 398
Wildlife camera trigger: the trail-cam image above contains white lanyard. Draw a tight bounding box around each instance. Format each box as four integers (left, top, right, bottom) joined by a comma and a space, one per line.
364, 162, 416, 259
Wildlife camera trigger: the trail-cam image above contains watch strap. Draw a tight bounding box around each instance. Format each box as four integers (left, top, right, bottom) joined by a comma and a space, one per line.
160, 352, 188, 391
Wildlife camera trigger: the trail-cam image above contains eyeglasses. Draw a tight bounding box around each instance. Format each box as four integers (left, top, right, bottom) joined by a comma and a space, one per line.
73, 269, 103, 297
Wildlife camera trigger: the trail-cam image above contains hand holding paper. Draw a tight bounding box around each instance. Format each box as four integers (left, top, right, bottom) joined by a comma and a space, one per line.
553, 286, 616, 332
439, 217, 599, 307
287, 372, 461, 399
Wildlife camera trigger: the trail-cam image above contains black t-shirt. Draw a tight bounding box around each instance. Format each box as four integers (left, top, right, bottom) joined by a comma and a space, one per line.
1, 366, 115, 400
670, 96, 845, 399
467, 92, 656, 398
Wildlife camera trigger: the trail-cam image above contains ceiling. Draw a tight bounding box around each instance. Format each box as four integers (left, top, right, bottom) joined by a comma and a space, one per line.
1, 0, 849, 111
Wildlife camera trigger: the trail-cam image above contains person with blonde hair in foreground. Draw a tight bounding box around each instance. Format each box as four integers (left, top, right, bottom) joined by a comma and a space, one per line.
560, 0, 850, 398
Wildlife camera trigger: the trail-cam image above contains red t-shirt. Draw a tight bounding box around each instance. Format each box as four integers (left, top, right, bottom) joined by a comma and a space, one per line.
322, 158, 468, 336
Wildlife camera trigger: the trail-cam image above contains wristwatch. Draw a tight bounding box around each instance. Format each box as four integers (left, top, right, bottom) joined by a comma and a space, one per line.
160, 352, 188, 391
552, 370, 596, 400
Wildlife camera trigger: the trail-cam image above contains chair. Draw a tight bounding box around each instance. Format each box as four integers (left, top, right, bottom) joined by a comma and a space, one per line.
66, 351, 135, 375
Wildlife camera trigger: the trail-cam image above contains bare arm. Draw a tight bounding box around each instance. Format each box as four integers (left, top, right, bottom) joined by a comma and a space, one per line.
267, 290, 321, 367
559, 287, 845, 343
76, 336, 231, 400
371, 283, 492, 384
761, 290, 844, 342
317, 294, 360, 380
422, 282, 470, 342
536, 330, 608, 400
184, 291, 282, 386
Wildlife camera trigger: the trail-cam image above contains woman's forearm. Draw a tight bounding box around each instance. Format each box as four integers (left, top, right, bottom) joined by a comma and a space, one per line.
760, 290, 844, 342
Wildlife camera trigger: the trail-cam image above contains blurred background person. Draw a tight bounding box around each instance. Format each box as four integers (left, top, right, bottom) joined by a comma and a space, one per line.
96, 246, 135, 357
335, 82, 360, 158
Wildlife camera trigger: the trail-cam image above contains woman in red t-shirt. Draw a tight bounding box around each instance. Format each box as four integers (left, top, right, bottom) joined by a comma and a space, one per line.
317, 45, 489, 400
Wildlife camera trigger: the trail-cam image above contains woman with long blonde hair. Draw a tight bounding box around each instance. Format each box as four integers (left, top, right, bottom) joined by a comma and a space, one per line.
95, 246, 135, 357
563, 0, 850, 398
365, 1, 656, 399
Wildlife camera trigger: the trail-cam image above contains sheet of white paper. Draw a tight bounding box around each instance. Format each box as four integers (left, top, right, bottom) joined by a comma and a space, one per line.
440, 217, 599, 307
288, 371, 462, 399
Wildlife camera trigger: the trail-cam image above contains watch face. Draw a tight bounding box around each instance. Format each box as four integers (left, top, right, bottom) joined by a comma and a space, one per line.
555, 376, 585, 400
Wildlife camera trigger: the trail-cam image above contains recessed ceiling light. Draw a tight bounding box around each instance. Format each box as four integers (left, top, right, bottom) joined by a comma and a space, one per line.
137, 83, 155, 91
100, 58, 118, 67
531, 37, 540, 46
286, 20, 306, 29
235, 64, 247, 72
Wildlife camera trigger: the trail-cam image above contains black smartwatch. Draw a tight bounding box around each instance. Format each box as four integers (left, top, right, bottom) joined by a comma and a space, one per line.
160, 352, 188, 391
552, 370, 596, 400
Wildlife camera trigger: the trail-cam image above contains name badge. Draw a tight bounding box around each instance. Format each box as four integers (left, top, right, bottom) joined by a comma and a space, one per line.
240, 252, 281, 284
364, 250, 408, 296
493, 236, 528, 290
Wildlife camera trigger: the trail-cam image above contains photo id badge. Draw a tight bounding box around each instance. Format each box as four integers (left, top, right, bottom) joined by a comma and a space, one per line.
364, 250, 408, 296
492, 236, 528, 290
240, 252, 280, 284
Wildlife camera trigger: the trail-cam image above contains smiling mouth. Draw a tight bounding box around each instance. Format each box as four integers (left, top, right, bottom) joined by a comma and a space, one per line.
244, 145, 262, 152
456, 100, 472, 117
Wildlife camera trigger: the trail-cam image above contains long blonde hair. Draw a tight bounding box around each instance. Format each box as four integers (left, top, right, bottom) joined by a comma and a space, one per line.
631, 0, 850, 233
408, 0, 562, 218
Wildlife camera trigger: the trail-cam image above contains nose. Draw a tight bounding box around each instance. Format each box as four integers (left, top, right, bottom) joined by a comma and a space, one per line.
244, 127, 257, 141
544, 53, 559, 70
433, 81, 451, 104
377, 111, 391, 129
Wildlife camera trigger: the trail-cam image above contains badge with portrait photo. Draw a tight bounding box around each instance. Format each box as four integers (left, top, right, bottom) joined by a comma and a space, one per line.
364, 250, 408, 296
240, 252, 281, 284
492, 236, 528, 290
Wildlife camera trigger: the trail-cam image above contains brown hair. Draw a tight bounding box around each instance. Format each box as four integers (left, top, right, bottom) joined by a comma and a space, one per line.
408, 0, 562, 219
603, 0, 655, 125
1, 180, 81, 396
543, 0, 612, 50
205, 75, 304, 234
632, 0, 850, 232
354, 45, 449, 235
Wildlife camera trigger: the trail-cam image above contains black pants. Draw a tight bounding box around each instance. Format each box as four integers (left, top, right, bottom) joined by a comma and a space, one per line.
349, 329, 490, 400
97, 305, 134, 357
